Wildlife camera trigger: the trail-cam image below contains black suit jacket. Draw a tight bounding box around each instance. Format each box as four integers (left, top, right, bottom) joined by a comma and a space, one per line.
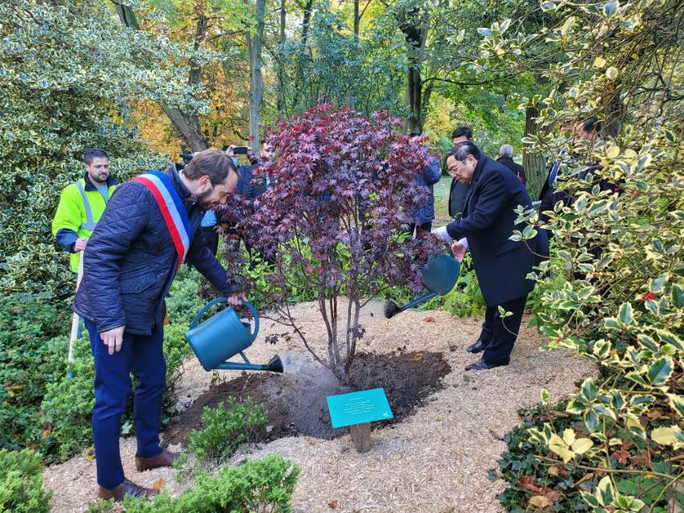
446, 156, 548, 306
497, 155, 526, 185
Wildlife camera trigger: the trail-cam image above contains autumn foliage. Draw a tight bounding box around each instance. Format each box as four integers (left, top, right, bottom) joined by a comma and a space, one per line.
221, 104, 443, 381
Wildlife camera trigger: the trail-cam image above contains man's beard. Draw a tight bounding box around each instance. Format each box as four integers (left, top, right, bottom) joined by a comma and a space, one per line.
194, 187, 215, 210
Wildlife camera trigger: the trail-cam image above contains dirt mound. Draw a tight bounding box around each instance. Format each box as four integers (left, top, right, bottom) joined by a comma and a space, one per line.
163, 350, 450, 447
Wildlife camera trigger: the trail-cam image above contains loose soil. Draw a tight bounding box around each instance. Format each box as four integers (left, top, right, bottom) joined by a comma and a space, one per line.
163, 350, 451, 446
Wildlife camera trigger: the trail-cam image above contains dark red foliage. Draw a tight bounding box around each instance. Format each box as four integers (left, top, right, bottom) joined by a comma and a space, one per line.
219, 104, 445, 377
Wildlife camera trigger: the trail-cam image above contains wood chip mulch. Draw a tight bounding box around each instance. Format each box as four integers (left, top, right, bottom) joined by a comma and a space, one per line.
44, 300, 597, 513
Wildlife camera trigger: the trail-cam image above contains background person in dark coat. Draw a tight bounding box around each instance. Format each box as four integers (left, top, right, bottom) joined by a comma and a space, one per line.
497, 144, 526, 186
408, 133, 441, 236
447, 126, 473, 219
73, 149, 243, 501
433, 142, 548, 371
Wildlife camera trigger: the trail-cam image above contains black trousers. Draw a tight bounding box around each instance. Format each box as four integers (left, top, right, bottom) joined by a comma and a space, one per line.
480, 295, 528, 366
406, 221, 433, 238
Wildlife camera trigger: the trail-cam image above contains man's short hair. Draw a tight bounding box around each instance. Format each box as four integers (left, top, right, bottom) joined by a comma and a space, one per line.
84, 148, 108, 165
581, 116, 601, 133
183, 148, 237, 185
499, 144, 514, 157
448, 141, 482, 162
451, 127, 473, 141
408, 131, 422, 137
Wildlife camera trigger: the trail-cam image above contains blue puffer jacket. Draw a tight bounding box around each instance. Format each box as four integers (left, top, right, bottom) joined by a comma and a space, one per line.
73, 166, 234, 335
415, 155, 442, 225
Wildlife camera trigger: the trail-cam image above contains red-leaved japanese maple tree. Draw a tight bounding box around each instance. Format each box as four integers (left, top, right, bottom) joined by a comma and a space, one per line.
222, 104, 443, 382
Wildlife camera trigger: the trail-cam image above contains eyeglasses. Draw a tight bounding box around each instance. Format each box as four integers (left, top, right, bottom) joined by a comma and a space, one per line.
447, 159, 466, 174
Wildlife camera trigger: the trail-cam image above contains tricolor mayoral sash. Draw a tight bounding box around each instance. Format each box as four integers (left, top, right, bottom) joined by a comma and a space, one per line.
131, 171, 193, 271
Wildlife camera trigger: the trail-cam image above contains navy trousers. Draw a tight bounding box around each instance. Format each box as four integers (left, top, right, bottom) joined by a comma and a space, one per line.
84, 320, 166, 490
481, 295, 528, 366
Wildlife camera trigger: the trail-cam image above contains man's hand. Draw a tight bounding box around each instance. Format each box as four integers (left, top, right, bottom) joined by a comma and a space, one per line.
74, 238, 88, 252
227, 293, 247, 307
451, 241, 468, 263
100, 326, 125, 355
431, 226, 452, 242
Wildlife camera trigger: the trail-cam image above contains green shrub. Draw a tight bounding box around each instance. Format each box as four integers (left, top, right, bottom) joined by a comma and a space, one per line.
40, 335, 95, 462
165, 267, 207, 327
440, 255, 486, 318
88, 455, 298, 513
0, 293, 69, 450
503, 137, 684, 510
189, 397, 268, 462
0, 448, 52, 513
40, 322, 194, 463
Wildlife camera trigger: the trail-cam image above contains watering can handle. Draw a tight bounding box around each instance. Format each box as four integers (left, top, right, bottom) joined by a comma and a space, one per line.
189, 298, 260, 342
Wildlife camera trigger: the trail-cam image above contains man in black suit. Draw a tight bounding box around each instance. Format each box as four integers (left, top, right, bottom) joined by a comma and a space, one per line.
497, 144, 526, 186
447, 127, 473, 219
433, 142, 548, 370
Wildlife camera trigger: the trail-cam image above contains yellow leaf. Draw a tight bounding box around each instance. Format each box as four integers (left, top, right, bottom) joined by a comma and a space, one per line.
651, 425, 683, 447
606, 145, 620, 159
571, 437, 594, 455
624, 414, 643, 430
560, 16, 576, 36
606, 67, 619, 79
623, 149, 638, 160
84, 447, 95, 461
152, 478, 166, 491
594, 56, 607, 68
547, 466, 560, 477
549, 433, 575, 463
561, 428, 576, 446
529, 495, 551, 509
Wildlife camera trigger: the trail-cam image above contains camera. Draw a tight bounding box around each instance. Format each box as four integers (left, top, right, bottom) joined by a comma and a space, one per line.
180, 152, 193, 163
232, 146, 249, 155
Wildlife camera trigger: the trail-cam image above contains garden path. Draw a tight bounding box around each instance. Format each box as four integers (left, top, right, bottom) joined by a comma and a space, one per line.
44, 300, 596, 513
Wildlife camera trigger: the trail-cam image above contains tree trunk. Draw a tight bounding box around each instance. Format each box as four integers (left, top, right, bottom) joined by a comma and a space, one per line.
523, 104, 546, 200
399, 11, 428, 134
248, 0, 266, 151
111, 1, 209, 151
353, 0, 360, 41
276, 0, 287, 119
602, 81, 624, 139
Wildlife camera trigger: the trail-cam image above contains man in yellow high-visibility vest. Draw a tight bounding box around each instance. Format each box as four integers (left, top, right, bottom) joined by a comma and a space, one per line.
52, 148, 119, 272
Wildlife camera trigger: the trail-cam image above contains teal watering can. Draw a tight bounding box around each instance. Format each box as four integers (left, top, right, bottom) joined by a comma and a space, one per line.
384, 254, 461, 318
186, 298, 283, 373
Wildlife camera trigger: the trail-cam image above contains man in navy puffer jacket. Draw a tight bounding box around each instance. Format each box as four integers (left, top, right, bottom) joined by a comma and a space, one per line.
73, 148, 242, 501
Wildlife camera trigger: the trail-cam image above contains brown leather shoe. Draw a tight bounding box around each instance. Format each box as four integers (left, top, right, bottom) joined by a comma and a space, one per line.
135, 449, 179, 472
98, 478, 158, 501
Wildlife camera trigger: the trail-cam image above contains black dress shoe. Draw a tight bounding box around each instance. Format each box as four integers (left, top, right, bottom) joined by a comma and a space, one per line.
465, 359, 506, 371
466, 339, 488, 353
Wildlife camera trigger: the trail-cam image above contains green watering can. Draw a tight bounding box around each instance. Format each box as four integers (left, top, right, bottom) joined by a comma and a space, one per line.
186, 298, 283, 373
384, 254, 461, 318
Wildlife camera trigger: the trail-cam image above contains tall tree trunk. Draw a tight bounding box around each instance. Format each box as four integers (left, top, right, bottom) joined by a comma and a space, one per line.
293, 0, 315, 111
399, 10, 428, 134
523, 104, 546, 200
353, 0, 360, 41
602, 82, 624, 139
276, 0, 287, 119
301, 0, 314, 48
248, 0, 266, 151
111, 1, 209, 151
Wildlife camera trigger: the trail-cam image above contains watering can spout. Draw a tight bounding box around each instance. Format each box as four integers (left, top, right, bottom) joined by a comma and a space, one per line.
265, 354, 284, 373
